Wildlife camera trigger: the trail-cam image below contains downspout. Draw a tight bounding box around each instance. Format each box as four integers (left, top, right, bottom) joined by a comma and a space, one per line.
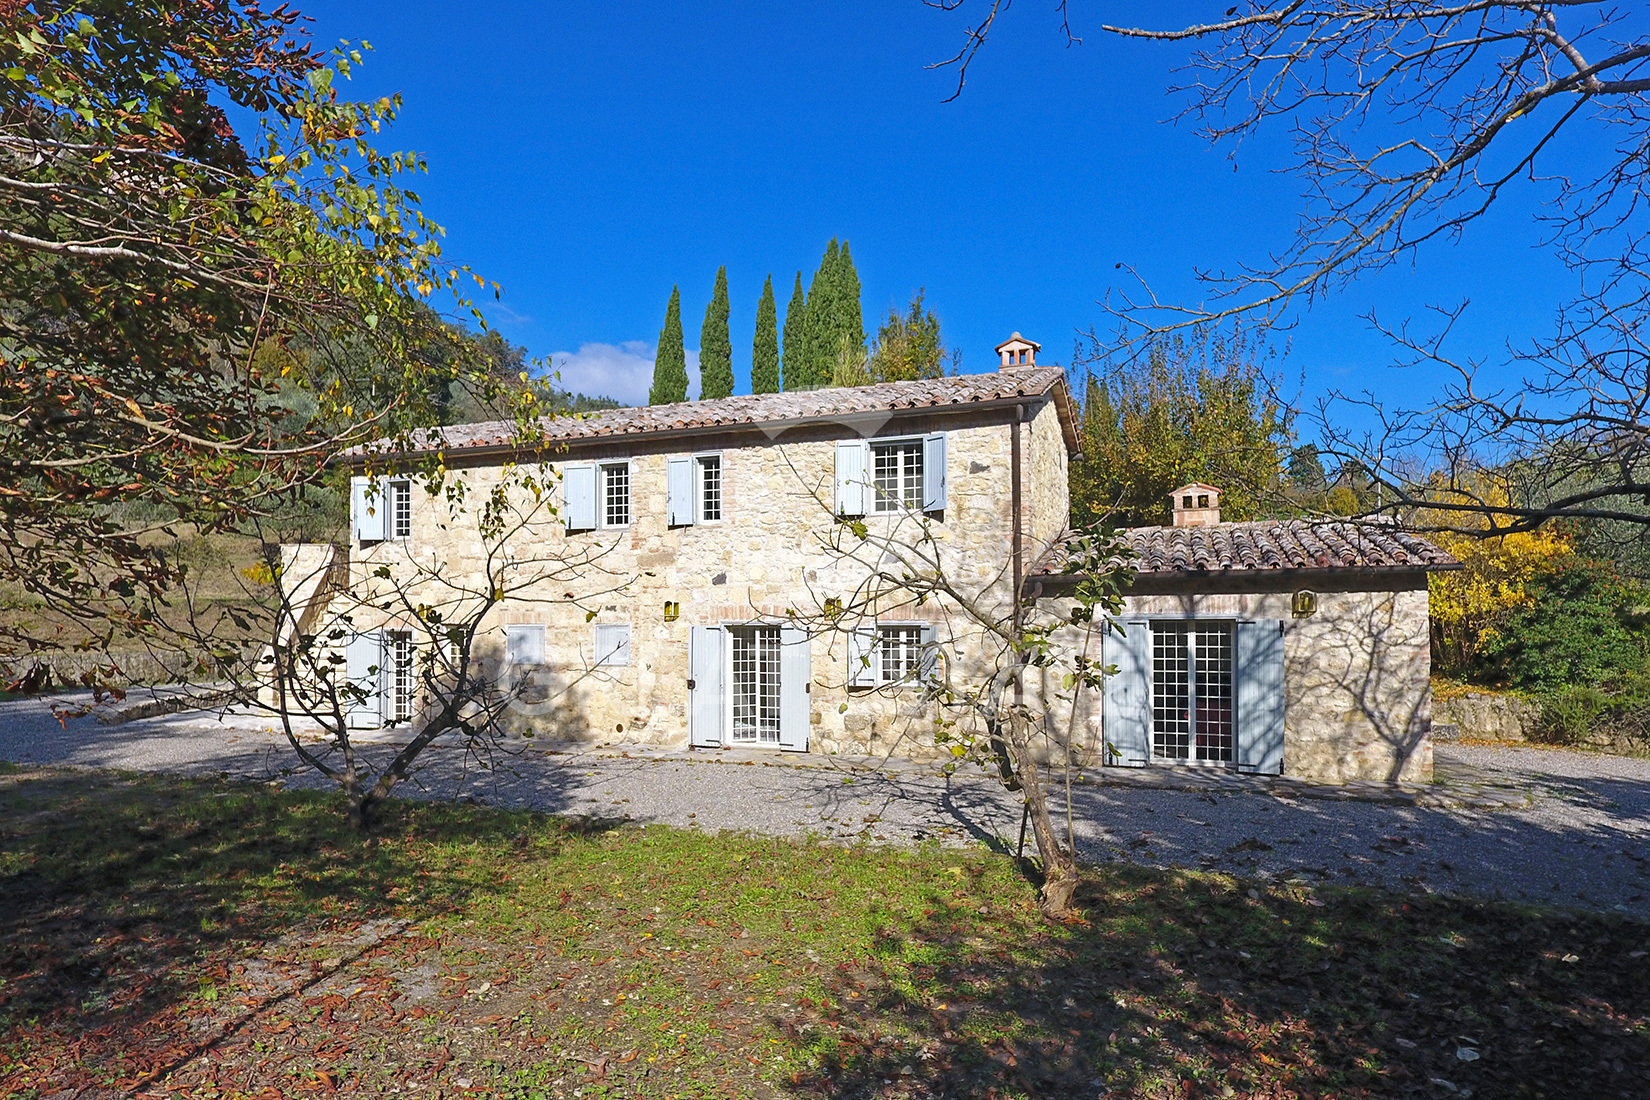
992, 404, 1027, 792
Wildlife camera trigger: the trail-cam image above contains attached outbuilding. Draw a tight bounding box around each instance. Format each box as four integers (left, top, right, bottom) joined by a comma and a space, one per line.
1032, 485, 1460, 783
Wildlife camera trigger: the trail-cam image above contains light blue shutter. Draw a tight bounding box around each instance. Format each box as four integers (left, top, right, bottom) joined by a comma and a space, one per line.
351, 476, 387, 542
847, 626, 877, 687
689, 626, 723, 747
344, 629, 385, 729
778, 625, 811, 751
1102, 620, 1151, 766
505, 624, 544, 665
1236, 620, 1286, 774
595, 624, 631, 666
563, 463, 597, 530
922, 433, 947, 512
667, 456, 695, 526
834, 440, 868, 517
919, 623, 940, 686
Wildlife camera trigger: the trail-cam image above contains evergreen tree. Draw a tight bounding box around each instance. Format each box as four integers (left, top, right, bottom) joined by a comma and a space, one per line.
649, 285, 688, 405
837, 240, 865, 360
798, 239, 840, 390
699, 266, 733, 400
781, 271, 805, 392
866, 289, 954, 383
751, 274, 780, 394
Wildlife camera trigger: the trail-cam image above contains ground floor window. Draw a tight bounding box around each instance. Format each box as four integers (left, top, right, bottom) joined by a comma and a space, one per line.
729, 626, 781, 744
386, 630, 415, 723
1150, 621, 1234, 763
878, 625, 925, 684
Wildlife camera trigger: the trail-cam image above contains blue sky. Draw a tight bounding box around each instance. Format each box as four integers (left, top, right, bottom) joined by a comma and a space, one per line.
292, 1, 1581, 416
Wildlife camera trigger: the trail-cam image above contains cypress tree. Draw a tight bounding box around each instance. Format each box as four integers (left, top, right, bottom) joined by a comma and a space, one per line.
837, 240, 865, 359
799, 238, 840, 389
649, 285, 688, 405
699, 266, 733, 400
751, 274, 780, 394
780, 271, 805, 392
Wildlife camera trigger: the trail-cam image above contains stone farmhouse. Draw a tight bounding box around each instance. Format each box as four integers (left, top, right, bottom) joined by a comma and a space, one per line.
326, 333, 1457, 783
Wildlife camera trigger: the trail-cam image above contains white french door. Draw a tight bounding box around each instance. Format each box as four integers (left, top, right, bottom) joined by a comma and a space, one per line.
727, 626, 782, 745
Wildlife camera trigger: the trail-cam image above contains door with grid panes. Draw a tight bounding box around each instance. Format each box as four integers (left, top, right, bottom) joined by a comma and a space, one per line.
688, 624, 810, 751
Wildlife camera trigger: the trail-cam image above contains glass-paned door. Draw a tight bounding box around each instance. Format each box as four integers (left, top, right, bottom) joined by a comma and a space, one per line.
1150, 622, 1234, 763
728, 626, 782, 744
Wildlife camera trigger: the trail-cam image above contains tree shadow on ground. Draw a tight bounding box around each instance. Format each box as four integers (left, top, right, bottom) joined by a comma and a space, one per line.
0, 767, 622, 1096
784, 859, 1650, 1099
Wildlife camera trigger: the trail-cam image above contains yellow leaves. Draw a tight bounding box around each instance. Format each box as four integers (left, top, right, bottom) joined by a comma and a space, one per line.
1430, 527, 1573, 654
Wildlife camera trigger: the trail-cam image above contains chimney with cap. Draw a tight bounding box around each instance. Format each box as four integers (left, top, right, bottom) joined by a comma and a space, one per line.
995, 332, 1040, 370
1170, 482, 1222, 527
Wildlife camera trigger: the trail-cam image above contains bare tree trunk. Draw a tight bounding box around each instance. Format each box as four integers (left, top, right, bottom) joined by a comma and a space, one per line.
1003, 713, 1080, 918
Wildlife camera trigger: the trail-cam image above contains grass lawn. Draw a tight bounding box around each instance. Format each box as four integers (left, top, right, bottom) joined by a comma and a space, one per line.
2, 765, 1647, 1099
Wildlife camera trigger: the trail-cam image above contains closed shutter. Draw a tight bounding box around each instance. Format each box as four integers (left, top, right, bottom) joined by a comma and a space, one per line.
778, 625, 811, 751
344, 629, 385, 729
689, 626, 724, 748
847, 626, 877, 687
922, 433, 947, 512
666, 456, 695, 526
595, 624, 631, 667
563, 463, 597, 530
1236, 619, 1286, 774
919, 623, 940, 686
1101, 619, 1151, 766
351, 476, 387, 542
505, 624, 544, 665
834, 440, 869, 517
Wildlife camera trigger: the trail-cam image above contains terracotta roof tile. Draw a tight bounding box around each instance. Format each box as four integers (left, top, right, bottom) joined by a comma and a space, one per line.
1034, 520, 1459, 578
355, 368, 1070, 458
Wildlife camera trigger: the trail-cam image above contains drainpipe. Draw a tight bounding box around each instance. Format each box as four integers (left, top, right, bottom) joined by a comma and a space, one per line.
1011, 405, 1024, 637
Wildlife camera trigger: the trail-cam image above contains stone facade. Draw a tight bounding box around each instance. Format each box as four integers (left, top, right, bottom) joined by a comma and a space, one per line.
340, 395, 1067, 760
323, 368, 1446, 784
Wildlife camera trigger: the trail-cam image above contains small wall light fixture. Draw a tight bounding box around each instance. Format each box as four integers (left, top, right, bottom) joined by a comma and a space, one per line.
1291, 590, 1318, 618
663, 600, 680, 622
824, 597, 843, 616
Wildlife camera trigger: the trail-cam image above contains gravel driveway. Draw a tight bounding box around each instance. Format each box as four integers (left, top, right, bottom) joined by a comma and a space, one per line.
3, 692, 1648, 917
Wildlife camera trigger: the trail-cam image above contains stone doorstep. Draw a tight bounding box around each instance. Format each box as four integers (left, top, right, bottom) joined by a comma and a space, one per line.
312, 731, 1538, 811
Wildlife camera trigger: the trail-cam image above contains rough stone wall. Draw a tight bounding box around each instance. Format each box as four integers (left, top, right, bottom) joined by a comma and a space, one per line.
337, 408, 1069, 759
1026, 395, 1070, 552
1056, 588, 1433, 782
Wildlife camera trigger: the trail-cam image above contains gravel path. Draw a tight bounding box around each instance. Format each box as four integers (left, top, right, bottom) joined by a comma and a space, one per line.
4, 693, 1648, 916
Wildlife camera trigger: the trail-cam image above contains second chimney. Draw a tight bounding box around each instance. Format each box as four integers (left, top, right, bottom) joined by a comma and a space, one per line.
995, 332, 1040, 369
1170, 482, 1222, 526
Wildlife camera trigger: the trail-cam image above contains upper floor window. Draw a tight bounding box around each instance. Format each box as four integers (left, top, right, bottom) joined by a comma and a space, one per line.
699, 455, 722, 521
390, 480, 412, 540
668, 452, 722, 526
602, 462, 630, 527
872, 440, 923, 512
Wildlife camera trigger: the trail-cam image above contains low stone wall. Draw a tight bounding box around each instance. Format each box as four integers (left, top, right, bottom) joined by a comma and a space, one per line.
1, 650, 207, 689
1432, 690, 1540, 742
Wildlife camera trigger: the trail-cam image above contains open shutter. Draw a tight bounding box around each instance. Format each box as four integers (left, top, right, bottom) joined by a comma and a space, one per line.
563, 463, 597, 531
834, 440, 868, 517
1102, 620, 1151, 766
1236, 620, 1286, 774
847, 626, 877, 687
919, 623, 940, 686
778, 625, 811, 751
351, 476, 387, 542
667, 456, 695, 527
344, 630, 385, 729
689, 626, 724, 747
922, 433, 947, 512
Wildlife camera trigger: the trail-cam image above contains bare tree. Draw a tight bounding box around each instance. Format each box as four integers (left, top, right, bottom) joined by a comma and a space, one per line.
787, 461, 1129, 917
928, 2, 1650, 533
174, 462, 631, 830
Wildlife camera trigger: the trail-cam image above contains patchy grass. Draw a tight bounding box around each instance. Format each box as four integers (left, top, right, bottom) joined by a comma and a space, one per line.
1, 769, 1647, 1099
